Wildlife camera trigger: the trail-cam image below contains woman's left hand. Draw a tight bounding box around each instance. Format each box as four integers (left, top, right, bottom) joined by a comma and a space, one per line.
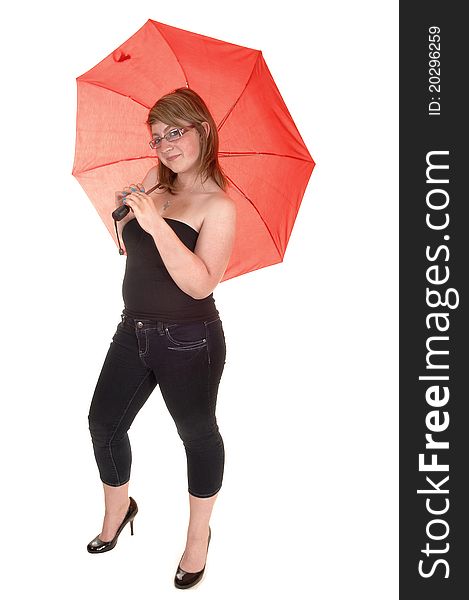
123, 186, 163, 236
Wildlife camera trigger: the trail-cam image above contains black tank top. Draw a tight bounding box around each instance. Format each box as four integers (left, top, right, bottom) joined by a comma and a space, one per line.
121, 217, 219, 323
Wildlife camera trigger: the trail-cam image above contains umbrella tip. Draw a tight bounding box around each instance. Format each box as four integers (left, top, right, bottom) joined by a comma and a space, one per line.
113, 49, 131, 63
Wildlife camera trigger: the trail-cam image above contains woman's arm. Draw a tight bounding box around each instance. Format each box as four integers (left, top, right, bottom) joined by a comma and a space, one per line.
149, 195, 237, 299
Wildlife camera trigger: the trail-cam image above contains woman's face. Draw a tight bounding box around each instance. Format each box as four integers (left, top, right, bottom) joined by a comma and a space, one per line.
150, 119, 207, 174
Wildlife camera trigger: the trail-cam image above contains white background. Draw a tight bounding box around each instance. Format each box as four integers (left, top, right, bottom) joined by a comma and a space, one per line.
1, 0, 398, 597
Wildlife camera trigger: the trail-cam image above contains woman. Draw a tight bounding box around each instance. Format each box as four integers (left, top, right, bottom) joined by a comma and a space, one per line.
86, 88, 236, 590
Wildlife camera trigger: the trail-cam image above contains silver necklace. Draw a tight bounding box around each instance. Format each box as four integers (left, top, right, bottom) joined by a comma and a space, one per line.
162, 178, 196, 212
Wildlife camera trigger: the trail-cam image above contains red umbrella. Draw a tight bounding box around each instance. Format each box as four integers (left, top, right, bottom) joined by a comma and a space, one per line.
72, 19, 315, 281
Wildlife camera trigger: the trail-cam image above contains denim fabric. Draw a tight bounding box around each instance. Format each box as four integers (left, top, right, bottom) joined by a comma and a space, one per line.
88, 311, 226, 498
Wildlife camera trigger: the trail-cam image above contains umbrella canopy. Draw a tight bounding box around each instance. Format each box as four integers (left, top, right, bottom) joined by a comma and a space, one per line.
72, 19, 315, 281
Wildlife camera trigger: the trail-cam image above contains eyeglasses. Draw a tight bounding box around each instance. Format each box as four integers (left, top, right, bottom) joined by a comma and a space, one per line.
149, 125, 196, 149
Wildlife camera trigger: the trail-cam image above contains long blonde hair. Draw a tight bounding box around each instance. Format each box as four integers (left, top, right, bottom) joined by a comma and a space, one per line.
146, 88, 228, 195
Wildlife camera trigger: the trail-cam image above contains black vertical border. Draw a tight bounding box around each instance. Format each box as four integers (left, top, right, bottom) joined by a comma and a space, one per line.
400, 2, 467, 597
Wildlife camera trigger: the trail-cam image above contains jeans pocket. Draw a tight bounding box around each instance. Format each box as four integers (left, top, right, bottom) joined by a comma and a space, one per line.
164, 322, 207, 350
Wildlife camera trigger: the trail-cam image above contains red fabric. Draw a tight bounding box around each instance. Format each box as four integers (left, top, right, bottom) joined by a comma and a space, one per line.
72, 19, 315, 281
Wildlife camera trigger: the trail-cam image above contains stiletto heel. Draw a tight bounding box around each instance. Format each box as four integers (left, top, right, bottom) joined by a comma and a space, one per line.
174, 526, 212, 589
87, 496, 138, 554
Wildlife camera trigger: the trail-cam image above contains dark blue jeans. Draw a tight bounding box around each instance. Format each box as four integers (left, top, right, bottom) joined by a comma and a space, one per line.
88, 312, 226, 498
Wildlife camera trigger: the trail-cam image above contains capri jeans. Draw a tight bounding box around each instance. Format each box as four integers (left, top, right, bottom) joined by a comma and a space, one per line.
88, 311, 226, 498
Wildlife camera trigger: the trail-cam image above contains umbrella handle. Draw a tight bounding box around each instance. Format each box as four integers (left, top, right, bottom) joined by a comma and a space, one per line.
112, 204, 130, 221
112, 183, 161, 221
112, 182, 161, 255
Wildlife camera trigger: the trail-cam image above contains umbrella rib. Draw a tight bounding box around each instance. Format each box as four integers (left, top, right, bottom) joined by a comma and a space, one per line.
151, 21, 189, 87
73, 156, 156, 175
217, 52, 262, 132
225, 174, 283, 261
219, 151, 314, 164
77, 80, 150, 109
74, 151, 315, 175
74, 151, 315, 176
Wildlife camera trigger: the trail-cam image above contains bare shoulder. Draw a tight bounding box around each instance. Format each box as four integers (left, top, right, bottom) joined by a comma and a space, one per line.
203, 190, 237, 225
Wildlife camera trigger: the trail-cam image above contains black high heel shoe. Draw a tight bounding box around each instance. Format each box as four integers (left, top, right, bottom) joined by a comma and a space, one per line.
174, 526, 212, 589
87, 496, 138, 554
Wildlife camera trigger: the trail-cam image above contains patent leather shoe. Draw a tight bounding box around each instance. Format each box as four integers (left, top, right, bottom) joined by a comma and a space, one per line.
87, 496, 138, 554
174, 526, 211, 589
